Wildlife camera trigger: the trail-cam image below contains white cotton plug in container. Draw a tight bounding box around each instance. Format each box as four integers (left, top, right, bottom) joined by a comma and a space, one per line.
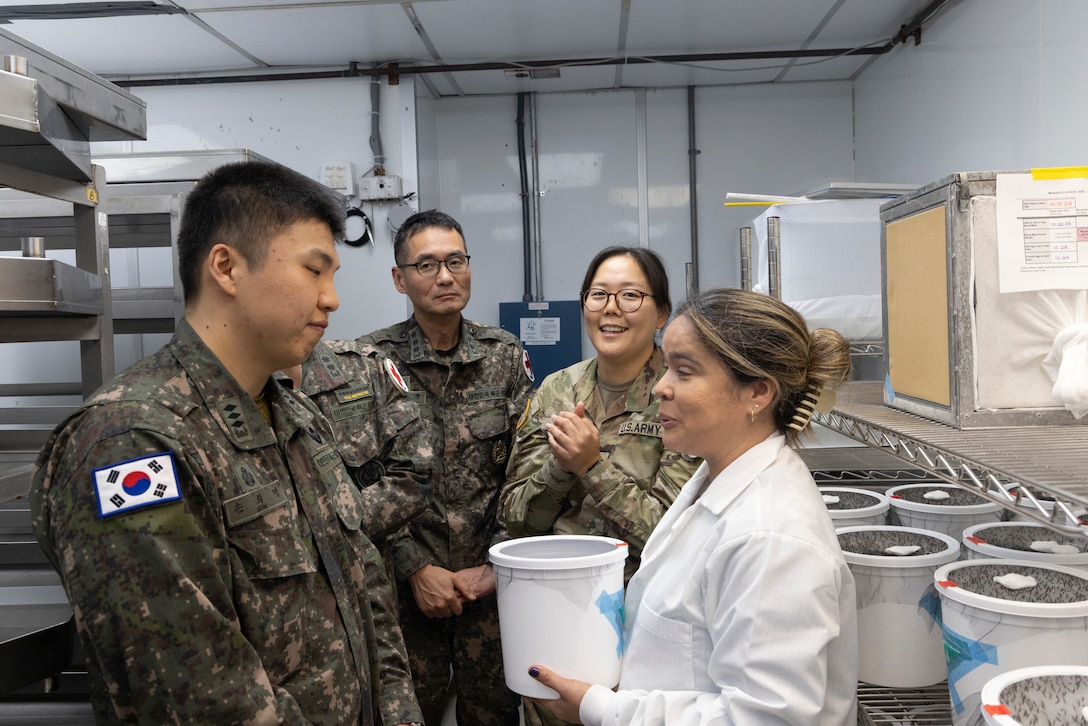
962, 521, 1088, 572
837, 525, 960, 688
934, 559, 1088, 726
820, 487, 890, 529
979, 664, 1088, 726
886, 483, 1004, 541
489, 535, 628, 699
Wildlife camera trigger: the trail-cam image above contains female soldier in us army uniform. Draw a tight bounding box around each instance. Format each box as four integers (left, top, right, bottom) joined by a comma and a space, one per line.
501, 245, 701, 726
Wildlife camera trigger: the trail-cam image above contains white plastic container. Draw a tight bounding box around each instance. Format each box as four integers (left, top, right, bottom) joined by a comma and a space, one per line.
820, 487, 890, 528
934, 558, 1088, 726
980, 664, 1088, 725
837, 525, 960, 687
886, 483, 1004, 541
963, 522, 1088, 572
489, 535, 628, 699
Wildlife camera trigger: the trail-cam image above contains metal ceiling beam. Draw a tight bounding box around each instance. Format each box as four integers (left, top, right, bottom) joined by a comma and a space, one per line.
0, 2, 182, 22
109, 46, 890, 87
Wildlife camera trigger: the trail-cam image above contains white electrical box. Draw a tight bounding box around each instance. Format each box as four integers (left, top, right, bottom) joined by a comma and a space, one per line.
320, 161, 355, 197
358, 175, 403, 200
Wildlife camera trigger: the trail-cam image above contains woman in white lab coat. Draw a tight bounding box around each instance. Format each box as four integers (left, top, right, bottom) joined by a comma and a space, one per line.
528, 287, 859, 726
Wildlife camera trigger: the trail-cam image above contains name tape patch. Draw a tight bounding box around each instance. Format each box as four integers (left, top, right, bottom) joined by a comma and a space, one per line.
93, 452, 182, 518
618, 421, 662, 438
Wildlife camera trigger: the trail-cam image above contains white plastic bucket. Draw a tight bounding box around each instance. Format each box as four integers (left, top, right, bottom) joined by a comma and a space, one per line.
934, 558, 1088, 726
962, 522, 1088, 572
821, 487, 890, 528
837, 525, 960, 687
980, 664, 1088, 726
886, 483, 1004, 541
489, 535, 628, 699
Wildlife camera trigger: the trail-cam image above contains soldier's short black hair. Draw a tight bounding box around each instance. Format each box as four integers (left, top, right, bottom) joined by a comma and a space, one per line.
580, 245, 673, 319
177, 160, 346, 303
392, 209, 466, 265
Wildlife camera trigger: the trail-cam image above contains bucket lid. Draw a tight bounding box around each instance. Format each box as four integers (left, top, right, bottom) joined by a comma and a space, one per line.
963, 522, 1088, 562
935, 559, 1088, 616
837, 525, 960, 568
489, 535, 629, 570
980, 664, 1088, 726
886, 483, 1004, 514
820, 487, 890, 518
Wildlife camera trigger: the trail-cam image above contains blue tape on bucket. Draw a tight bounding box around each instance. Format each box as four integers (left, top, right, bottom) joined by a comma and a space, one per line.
596, 589, 625, 656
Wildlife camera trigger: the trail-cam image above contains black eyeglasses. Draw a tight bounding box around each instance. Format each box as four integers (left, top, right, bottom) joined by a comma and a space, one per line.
581, 288, 654, 312
397, 254, 471, 278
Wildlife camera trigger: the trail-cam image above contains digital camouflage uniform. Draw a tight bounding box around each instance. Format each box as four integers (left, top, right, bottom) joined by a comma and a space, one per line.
501, 348, 700, 726
360, 316, 533, 726
30, 320, 422, 726
301, 338, 434, 593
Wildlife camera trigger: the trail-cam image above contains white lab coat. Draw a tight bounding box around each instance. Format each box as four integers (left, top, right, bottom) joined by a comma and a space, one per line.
579, 433, 858, 726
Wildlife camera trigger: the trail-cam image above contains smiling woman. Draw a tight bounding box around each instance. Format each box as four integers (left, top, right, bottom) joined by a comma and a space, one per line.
526, 287, 858, 726
500, 245, 702, 726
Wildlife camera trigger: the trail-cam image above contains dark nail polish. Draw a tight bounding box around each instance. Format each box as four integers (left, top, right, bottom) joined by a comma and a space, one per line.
528, 666, 540, 678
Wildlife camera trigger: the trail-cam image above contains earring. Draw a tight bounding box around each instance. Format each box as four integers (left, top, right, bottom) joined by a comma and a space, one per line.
750, 404, 759, 423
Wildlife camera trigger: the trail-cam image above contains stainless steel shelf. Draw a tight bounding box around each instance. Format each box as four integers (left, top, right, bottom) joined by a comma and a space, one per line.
815, 382, 1088, 536
857, 683, 951, 725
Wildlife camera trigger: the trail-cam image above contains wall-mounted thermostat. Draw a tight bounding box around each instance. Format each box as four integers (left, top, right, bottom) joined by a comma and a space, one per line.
320, 161, 356, 197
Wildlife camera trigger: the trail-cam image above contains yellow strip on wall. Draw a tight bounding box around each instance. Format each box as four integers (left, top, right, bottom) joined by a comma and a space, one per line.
1029, 166, 1088, 180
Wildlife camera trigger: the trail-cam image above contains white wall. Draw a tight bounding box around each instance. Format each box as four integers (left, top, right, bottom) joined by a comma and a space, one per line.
430, 82, 855, 357
14, 0, 1088, 396
855, 0, 1088, 184
93, 76, 416, 341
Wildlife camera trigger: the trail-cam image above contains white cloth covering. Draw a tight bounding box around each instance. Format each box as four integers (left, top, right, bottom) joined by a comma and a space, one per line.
579, 434, 858, 726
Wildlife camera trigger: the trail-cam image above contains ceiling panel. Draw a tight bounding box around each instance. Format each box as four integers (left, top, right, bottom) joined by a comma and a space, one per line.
0, 0, 956, 94
196, 4, 426, 67
624, 0, 844, 53
5, 15, 254, 74
412, 0, 623, 64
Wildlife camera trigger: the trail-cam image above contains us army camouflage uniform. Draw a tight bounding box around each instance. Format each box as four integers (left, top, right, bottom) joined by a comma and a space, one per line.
502, 347, 700, 726
360, 316, 532, 726
30, 320, 422, 726
301, 338, 434, 594
502, 347, 700, 579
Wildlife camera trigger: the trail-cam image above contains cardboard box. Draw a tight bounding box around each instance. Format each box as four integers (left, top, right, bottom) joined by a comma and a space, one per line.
880, 171, 1088, 428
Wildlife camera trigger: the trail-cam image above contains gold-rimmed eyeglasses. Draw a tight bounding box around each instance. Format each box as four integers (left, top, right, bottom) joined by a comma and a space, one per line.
581, 288, 654, 312
397, 254, 471, 278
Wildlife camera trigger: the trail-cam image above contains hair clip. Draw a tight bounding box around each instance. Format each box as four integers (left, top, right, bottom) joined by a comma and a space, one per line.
786, 385, 837, 432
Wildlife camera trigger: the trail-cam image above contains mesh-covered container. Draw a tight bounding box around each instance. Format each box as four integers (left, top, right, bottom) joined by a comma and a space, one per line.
820, 487, 890, 528
838, 525, 960, 688
887, 483, 1004, 540
963, 522, 1088, 571
934, 559, 1088, 726
980, 665, 1088, 726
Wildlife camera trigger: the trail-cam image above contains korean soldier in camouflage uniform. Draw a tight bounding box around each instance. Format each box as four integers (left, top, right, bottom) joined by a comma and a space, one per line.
30, 160, 423, 726
360, 210, 532, 726
501, 246, 700, 726
300, 338, 434, 591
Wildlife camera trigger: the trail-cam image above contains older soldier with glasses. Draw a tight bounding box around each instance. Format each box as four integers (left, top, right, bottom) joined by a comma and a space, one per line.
360, 209, 532, 726
501, 245, 701, 726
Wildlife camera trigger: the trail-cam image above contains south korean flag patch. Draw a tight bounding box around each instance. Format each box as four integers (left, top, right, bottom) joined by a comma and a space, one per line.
93, 452, 182, 519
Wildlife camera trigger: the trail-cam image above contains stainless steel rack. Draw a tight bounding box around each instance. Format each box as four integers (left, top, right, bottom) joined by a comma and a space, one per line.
815, 381, 1088, 537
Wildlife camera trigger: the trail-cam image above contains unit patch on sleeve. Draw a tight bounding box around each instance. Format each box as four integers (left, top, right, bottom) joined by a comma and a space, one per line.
522, 349, 535, 383
92, 452, 182, 518
385, 358, 409, 393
